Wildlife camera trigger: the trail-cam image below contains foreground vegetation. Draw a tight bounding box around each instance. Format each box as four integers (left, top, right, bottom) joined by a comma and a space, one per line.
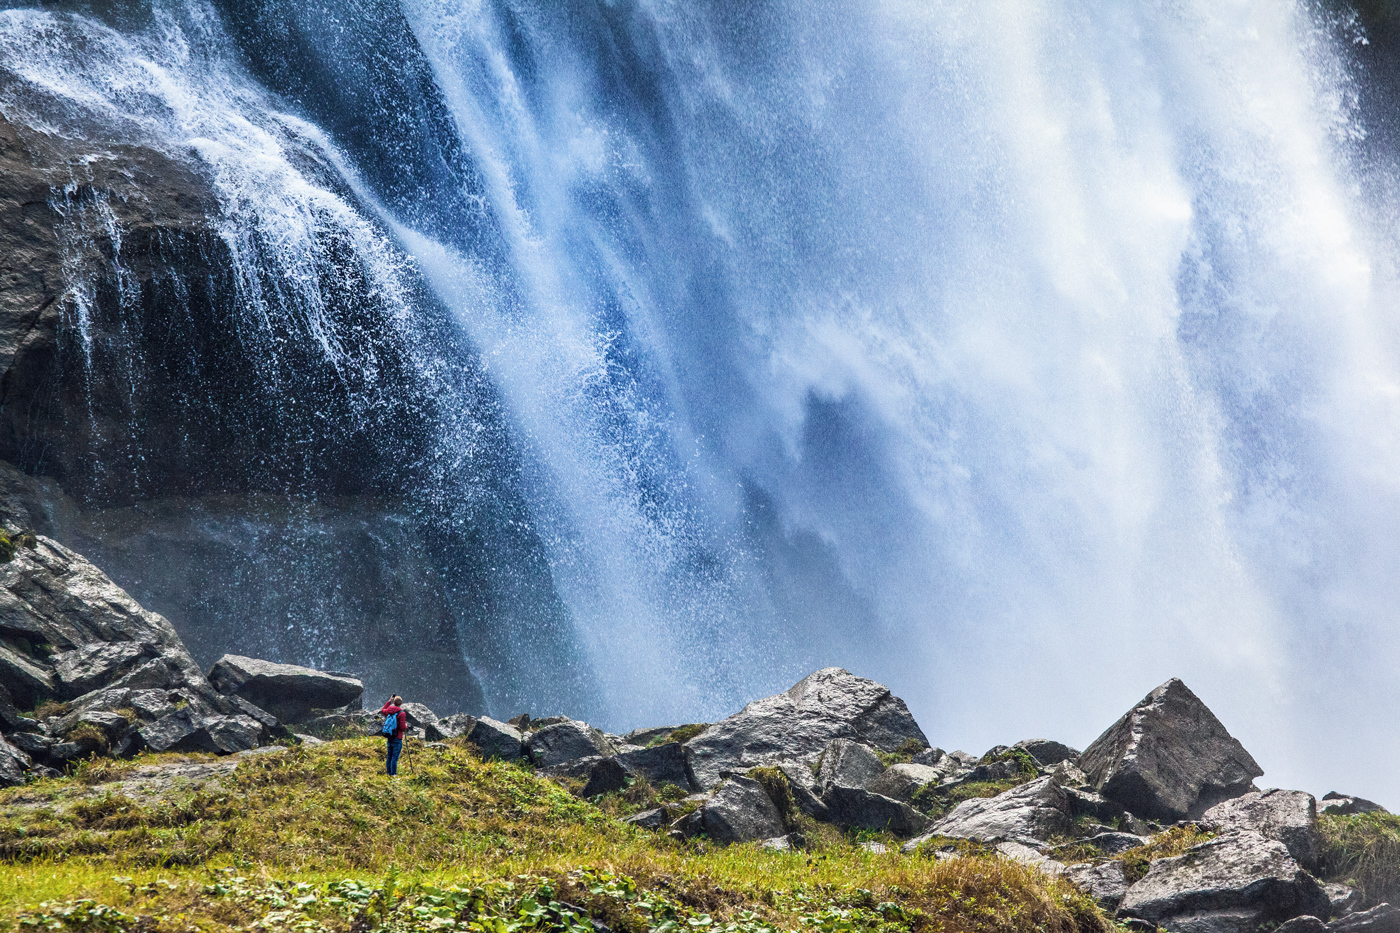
0, 738, 1109, 933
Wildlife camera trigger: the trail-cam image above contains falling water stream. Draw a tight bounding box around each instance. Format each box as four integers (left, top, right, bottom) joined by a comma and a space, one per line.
1, 0, 1399, 800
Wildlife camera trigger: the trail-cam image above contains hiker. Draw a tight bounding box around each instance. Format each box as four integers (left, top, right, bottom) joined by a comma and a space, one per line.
379, 695, 408, 775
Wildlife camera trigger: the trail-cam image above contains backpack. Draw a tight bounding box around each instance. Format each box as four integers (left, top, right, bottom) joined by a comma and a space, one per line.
381, 712, 397, 737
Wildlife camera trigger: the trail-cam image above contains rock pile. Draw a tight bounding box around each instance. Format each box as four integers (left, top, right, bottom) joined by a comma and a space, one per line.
1, 529, 1393, 932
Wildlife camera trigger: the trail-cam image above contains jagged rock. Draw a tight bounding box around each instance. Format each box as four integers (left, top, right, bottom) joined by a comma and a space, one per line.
138, 707, 259, 755
1063, 860, 1131, 913
527, 720, 614, 768
581, 757, 630, 798
1048, 760, 1090, 788
994, 840, 1065, 875
1331, 904, 1400, 933
822, 785, 930, 836
623, 807, 671, 831
1080, 678, 1262, 821
0, 681, 39, 732
0, 734, 30, 785
617, 742, 695, 791
52, 643, 151, 697
207, 655, 362, 724
902, 776, 1074, 851
1205, 789, 1320, 870
0, 642, 57, 707
1321, 792, 1388, 816
867, 763, 943, 802
438, 714, 476, 739
531, 716, 571, 729
400, 702, 443, 740
911, 747, 945, 767
817, 738, 885, 791
466, 717, 526, 761
1325, 882, 1365, 918
949, 755, 1036, 787
6, 731, 51, 758
1117, 830, 1329, 929
702, 775, 787, 844
686, 668, 928, 789
1084, 831, 1148, 854
542, 755, 605, 780
57, 709, 132, 745
1014, 739, 1079, 767
776, 760, 830, 821
623, 726, 677, 746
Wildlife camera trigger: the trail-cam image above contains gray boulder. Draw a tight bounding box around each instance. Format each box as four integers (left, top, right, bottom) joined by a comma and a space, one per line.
581, 757, 630, 798
1080, 678, 1262, 821
867, 763, 943, 803
1205, 789, 1320, 870
1084, 831, 1148, 855
207, 655, 362, 724
1331, 905, 1400, 933
52, 642, 151, 697
686, 668, 928, 789
902, 776, 1074, 850
1118, 830, 1329, 929
466, 717, 526, 761
400, 702, 443, 740
1013, 739, 1080, 767
1063, 860, 1131, 913
623, 807, 672, 831
617, 742, 695, 791
818, 738, 885, 791
1321, 792, 1388, 816
1324, 882, 1365, 919
527, 720, 615, 768
137, 707, 262, 755
776, 760, 830, 821
911, 746, 946, 767
1276, 919, 1328, 933
702, 775, 787, 844
0, 643, 56, 708
438, 713, 477, 739
0, 734, 30, 786
822, 784, 930, 836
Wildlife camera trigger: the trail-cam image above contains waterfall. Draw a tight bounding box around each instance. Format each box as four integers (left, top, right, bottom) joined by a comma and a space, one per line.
0, 0, 1397, 800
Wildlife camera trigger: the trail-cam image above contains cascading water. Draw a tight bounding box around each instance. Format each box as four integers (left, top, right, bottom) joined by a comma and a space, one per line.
0, 0, 1397, 799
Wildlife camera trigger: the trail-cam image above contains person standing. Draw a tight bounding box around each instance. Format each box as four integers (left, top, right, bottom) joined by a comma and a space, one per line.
379, 695, 408, 775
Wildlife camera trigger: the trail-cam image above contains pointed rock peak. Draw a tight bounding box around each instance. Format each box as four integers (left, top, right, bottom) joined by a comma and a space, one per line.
1080, 678, 1262, 822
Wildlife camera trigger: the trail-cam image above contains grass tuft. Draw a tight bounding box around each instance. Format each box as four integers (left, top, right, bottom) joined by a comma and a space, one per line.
1319, 811, 1400, 907
1113, 825, 1216, 883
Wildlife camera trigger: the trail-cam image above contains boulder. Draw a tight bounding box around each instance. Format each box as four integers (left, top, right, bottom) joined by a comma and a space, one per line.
52, 643, 150, 697
623, 726, 679, 746
993, 840, 1066, 875
1205, 789, 1320, 870
1013, 739, 1080, 767
701, 775, 787, 844
1324, 882, 1365, 919
297, 711, 379, 740
1331, 905, 1400, 933
821, 785, 930, 836
902, 776, 1074, 850
0, 681, 39, 732
1063, 860, 1131, 913
1117, 830, 1329, 929
207, 655, 362, 724
1321, 792, 1388, 816
817, 738, 885, 791
580, 757, 630, 798
138, 707, 261, 755
686, 668, 928, 789
776, 760, 830, 821
1079, 678, 1262, 821
438, 714, 477, 739
0, 642, 57, 707
527, 720, 614, 768
911, 746, 946, 767
400, 702, 443, 740
1276, 919, 1328, 933
0, 734, 30, 786
616, 742, 695, 791
1084, 831, 1148, 855
623, 807, 671, 831
466, 717, 526, 761
867, 763, 943, 803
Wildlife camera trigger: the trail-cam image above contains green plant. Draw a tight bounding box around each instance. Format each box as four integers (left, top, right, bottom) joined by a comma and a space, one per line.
63, 724, 109, 754
1114, 825, 1217, 883
877, 739, 926, 768
1319, 811, 1400, 906
647, 723, 708, 747
31, 700, 72, 721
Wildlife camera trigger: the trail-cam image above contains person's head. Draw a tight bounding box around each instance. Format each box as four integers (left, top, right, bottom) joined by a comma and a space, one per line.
391, 695, 403, 706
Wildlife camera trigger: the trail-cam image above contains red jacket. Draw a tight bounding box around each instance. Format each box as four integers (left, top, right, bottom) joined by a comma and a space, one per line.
379, 703, 407, 739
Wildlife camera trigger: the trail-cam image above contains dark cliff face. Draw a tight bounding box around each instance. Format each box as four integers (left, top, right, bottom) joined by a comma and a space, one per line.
0, 112, 594, 719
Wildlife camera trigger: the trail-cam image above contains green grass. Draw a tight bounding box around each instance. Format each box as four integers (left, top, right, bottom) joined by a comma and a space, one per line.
0, 738, 1110, 933
1319, 811, 1400, 907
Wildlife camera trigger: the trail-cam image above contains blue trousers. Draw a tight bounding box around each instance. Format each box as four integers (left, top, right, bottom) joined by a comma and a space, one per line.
386, 737, 403, 775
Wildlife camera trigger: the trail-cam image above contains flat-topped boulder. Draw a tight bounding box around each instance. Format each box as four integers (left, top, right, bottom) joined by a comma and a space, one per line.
685, 668, 927, 789
1205, 789, 1320, 870
526, 720, 615, 768
1118, 830, 1329, 929
207, 655, 363, 725
1079, 678, 1262, 821
902, 776, 1074, 850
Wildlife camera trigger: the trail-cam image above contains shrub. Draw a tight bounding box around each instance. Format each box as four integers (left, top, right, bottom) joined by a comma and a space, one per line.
1319, 811, 1400, 906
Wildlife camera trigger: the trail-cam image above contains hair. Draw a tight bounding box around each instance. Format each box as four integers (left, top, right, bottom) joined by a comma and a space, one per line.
391, 695, 403, 705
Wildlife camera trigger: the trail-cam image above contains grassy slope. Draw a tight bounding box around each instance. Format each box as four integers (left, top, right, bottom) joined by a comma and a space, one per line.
0, 738, 1109, 933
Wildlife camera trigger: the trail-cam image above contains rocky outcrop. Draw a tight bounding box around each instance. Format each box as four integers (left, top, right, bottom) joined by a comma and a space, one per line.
685, 668, 927, 789
817, 738, 885, 791
866, 762, 942, 803
208, 655, 363, 724
1321, 792, 1388, 816
904, 776, 1075, 850
465, 717, 526, 761
821, 785, 930, 836
1014, 739, 1079, 767
1117, 831, 1329, 930
1080, 678, 1263, 821
527, 720, 615, 769
698, 776, 787, 845
616, 743, 695, 791
1063, 860, 1131, 913
1205, 789, 1321, 870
